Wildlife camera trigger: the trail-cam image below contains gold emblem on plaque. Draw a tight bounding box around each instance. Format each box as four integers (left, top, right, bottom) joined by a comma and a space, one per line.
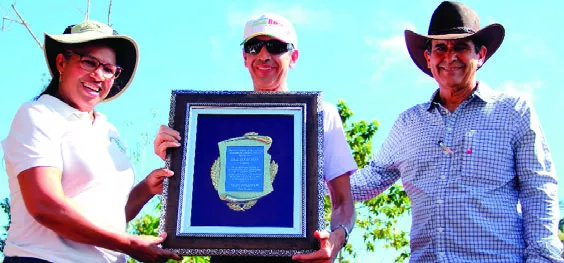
211, 132, 278, 211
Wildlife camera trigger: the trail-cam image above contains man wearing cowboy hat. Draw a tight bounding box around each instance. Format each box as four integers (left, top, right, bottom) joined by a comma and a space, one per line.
350, 1, 563, 262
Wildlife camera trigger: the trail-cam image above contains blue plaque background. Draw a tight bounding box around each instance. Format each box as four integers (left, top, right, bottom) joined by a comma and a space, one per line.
190, 114, 294, 228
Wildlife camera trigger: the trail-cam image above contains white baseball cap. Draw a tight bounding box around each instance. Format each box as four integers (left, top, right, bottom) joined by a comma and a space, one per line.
241, 13, 298, 49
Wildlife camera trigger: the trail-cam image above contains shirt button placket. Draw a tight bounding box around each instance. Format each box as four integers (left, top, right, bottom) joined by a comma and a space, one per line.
437, 112, 455, 258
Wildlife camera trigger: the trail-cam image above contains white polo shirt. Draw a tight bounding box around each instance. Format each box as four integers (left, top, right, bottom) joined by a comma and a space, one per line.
1, 95, 134, 263
322, 102, 357, 182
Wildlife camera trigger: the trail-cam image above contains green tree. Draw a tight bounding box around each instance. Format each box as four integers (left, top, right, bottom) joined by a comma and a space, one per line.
0, 99, 412, 261
127, 202, 209, 263
335, 100, 411, 263
127, 100, 412, 263
0, 198, 11, 254
559, 218, 564, 244
124, 113, 209, 263
558, 201, 564, 257
559, 217, 564, 258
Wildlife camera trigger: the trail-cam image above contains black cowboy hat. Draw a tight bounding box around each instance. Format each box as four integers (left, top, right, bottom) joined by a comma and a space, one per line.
404, 1, 505, 77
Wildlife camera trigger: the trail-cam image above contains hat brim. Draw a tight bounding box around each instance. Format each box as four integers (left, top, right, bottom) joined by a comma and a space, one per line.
44, 31, 139, 102
404, 23, 505, 77
240, 32, 293, 46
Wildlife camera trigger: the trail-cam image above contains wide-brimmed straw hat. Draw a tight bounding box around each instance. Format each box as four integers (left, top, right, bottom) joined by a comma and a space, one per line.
404, 1, 505, 77
44, 20, 139, 102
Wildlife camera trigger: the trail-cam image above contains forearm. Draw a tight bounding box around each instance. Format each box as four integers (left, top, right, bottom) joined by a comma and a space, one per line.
327, 174, 356, 246
125, 179, 154, 222
30, 194, 132, 253
329, 193, 355, 232
18, 167, 133, 252
32, 194, 179, 262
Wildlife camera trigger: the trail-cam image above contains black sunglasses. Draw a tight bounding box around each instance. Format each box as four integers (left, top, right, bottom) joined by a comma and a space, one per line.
243, 38, 294, 55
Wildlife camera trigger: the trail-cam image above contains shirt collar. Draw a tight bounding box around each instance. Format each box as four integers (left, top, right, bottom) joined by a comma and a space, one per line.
425, 81, 496, 111
425, 89, 441, 111
472, 82, 496, 103
38, 94, 106, 122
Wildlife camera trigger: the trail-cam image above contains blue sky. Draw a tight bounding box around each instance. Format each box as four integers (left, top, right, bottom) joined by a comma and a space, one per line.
1, 0, 563, 262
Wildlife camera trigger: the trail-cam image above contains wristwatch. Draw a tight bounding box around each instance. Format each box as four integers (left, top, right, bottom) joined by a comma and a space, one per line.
331, 224, 350, 246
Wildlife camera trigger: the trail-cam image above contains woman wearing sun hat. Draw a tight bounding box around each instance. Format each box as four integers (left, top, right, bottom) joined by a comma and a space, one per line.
1, 20, 181, 263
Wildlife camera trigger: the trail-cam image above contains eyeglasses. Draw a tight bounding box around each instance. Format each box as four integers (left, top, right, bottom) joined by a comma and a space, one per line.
243, 38, 294, 55
64, 50, 122, 79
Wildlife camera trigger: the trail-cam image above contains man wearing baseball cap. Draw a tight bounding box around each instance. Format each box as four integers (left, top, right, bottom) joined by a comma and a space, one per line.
239, 13, 300, 93
349, 1, 563, 262
153, 12, 357, 263
214, 12, 356, 263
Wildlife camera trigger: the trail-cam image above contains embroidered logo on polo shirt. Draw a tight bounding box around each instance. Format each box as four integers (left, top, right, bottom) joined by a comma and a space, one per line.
110, 136, 127, 154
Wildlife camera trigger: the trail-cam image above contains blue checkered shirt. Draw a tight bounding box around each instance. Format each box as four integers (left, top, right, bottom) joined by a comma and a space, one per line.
351, 83, 563, 262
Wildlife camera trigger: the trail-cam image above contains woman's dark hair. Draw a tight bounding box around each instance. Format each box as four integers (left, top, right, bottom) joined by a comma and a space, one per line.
35, 78, 60, 101
34, 51, 72, 101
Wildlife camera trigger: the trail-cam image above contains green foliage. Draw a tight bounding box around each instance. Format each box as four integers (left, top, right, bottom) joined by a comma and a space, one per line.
127, 203, 210, 263
128, 203, 162, 237
337, 100, 379, 168
559, 201, 564, 257
128, 99, 410, 263
336, 100, 411, 263
0, 100, 413, 263
558, 218, 564, 243
0, 198, 10, 253
356, 184, 411, 262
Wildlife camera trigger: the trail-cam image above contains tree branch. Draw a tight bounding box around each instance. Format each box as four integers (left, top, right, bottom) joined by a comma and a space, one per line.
85, 0, 90, 20
70, 0, 84, 16
2, 17, 21, 24
107, 0, 113, 26
2, 17, 22, 32
11, 4, 42, 50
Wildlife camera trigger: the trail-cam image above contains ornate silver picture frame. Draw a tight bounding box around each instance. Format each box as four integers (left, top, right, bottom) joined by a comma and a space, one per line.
159, 91, 324, 257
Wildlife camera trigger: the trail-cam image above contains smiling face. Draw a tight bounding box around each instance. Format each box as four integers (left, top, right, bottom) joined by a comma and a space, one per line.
56, 44, 117, 112
243, 35, 299, 92
424, 39, 487, 91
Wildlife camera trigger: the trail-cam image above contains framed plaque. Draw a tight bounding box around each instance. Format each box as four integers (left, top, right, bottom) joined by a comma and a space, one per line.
159, 91, 324, 257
